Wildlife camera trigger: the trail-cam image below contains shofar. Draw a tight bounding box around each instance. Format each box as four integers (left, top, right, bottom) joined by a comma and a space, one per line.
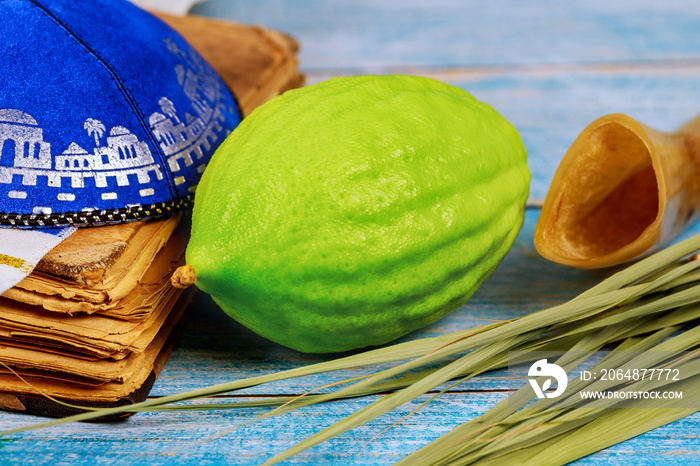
535, 113, 700, 269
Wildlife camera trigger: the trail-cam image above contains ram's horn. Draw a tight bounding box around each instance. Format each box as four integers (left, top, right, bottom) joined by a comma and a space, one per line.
534, 113, 700, 269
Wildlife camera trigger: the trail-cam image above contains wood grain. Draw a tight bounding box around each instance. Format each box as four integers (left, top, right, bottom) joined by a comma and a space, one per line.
192, 0, 700, 71
2, 211, 699, 464
3, 1, 700, 465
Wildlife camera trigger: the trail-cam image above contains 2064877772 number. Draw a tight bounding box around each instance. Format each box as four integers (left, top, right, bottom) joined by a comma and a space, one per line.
581, 368, 681, 381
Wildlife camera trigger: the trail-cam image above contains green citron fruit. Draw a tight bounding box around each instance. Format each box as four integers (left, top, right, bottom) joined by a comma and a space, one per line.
186, 75, 530, 353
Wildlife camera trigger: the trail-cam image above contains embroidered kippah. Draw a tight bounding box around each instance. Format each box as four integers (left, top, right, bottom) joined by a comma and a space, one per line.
0, 0, 242, 228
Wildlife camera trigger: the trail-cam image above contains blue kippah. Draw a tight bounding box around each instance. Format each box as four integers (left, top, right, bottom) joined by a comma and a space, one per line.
0, 0, 242, 228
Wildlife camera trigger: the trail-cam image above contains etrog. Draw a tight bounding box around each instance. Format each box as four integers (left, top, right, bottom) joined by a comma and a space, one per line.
185, 75, 530, 353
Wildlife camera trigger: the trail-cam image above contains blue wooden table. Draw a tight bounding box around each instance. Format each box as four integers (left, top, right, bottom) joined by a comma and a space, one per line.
2, 0, 700, 464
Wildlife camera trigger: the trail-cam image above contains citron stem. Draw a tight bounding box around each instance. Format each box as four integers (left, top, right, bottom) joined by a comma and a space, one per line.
172, 264, 197, 288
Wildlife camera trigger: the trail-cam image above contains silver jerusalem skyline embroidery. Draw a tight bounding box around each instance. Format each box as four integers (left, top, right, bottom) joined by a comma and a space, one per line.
0, 38, 232, 214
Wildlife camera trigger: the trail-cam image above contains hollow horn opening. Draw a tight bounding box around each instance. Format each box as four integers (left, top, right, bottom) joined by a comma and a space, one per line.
544, 121, 660, 261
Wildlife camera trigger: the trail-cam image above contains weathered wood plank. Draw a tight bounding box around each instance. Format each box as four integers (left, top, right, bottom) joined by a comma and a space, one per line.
150, 209, 700, 395
2, 210, 699, 464
192, 0, 700, 72
192, 0, 700, 201
3, 1, 700, 463
1, 392, 698, 464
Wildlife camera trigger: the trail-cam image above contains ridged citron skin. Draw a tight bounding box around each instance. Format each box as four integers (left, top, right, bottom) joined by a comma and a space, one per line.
187, 75, 530, 353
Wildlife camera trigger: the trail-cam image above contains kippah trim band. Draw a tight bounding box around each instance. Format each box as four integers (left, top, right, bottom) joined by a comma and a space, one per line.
0, 195, 193, 228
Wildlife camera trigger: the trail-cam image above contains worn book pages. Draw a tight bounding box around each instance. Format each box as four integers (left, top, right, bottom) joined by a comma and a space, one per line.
0, 289, 193, 408
5, 215, 182, 314
0, 220, 189, 359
